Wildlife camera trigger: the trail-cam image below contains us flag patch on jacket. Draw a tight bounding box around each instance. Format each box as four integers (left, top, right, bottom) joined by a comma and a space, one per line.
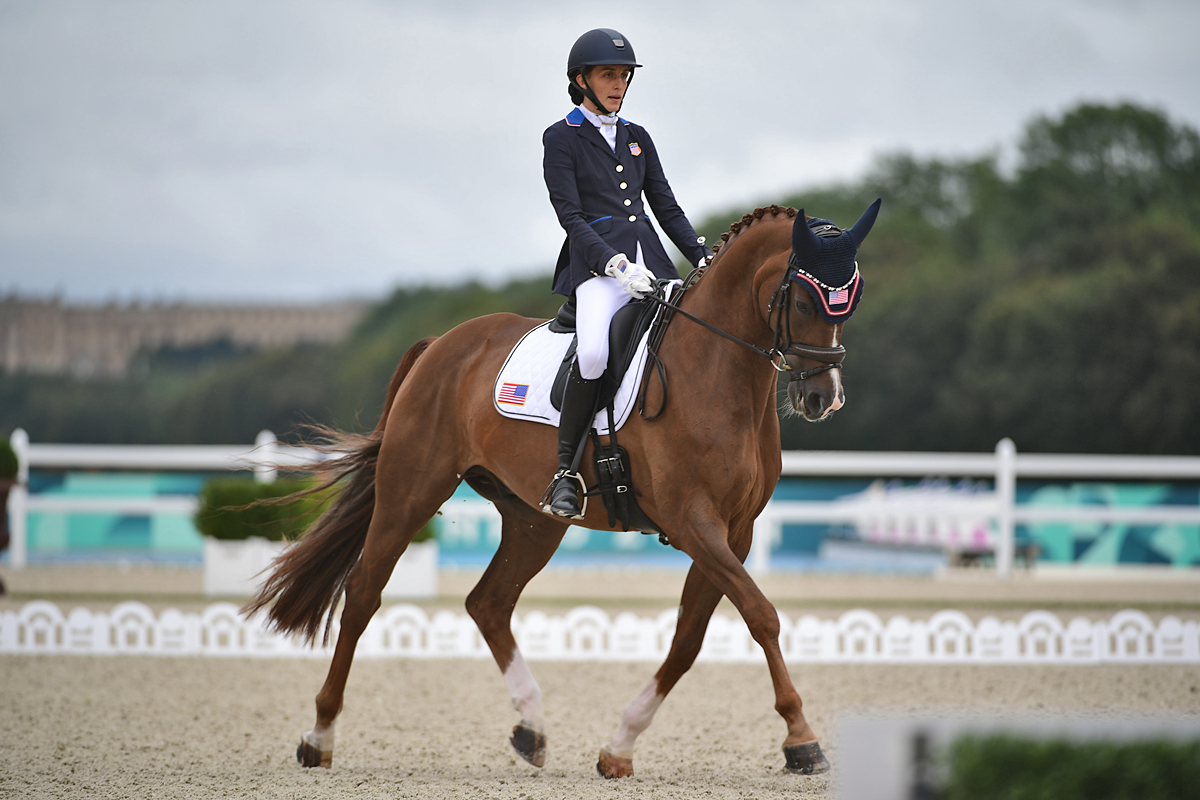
497, 382, 529, 406
629, 142, 641, 156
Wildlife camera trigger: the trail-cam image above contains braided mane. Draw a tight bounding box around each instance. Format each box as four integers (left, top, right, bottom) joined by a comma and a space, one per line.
709, 204, 803, 256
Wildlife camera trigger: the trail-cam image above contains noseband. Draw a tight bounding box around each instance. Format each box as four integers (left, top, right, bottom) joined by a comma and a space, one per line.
766, 267, 846, 382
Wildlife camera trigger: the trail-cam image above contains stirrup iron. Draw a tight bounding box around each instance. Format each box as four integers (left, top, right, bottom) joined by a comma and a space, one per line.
541, 469, 588, 519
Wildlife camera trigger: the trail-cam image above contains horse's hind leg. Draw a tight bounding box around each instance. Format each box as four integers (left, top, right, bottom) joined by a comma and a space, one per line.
464, 495, 567, 768
298, 455, 460, 769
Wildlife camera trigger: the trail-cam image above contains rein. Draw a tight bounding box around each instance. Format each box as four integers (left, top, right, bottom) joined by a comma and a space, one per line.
636, 262, 846, 420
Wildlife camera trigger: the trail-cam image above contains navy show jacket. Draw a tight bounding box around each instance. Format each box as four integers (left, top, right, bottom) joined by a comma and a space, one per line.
543, 107, 709, 296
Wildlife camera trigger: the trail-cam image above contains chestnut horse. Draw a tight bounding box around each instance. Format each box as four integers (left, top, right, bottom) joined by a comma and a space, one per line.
244, 202, 878, 778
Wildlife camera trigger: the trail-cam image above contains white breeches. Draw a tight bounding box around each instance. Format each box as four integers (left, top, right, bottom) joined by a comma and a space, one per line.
574, 243, 642, 380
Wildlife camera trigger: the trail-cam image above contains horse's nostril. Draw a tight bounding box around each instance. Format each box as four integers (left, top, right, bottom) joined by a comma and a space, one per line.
805, 391, 826, 418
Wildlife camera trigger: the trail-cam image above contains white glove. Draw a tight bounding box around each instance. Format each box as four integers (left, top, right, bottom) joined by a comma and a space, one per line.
604, 253, 653, 299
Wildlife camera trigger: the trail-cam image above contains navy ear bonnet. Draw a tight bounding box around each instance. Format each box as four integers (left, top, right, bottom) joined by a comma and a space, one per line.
789, 198, 881, 324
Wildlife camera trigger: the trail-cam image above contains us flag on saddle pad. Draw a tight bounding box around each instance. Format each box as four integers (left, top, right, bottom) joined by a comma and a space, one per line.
497, 382, 529, 406
828, 288, 849, 304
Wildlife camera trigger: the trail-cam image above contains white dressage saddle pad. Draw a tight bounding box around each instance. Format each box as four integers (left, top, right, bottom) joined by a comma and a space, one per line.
493, 284, 680, 434
492, 322, 651, 435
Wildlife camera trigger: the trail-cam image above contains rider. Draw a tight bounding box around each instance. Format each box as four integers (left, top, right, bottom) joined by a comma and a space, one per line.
541, 28, 710, 519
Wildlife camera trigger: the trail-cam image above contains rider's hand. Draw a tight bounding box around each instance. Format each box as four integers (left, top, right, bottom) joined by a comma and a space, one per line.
696, 236, 710, 270
604, 254, 653, 299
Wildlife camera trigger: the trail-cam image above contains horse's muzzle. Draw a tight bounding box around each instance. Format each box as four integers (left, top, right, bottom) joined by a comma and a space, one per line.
788, 376, 843, 421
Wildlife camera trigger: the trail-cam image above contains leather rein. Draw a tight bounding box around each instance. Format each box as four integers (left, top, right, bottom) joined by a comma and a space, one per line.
637, 257, 846, 420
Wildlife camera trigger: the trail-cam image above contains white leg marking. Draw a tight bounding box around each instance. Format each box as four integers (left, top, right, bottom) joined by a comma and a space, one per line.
302, 723, 335, 752
503, 649, 544, 729
604, 678, 664, 758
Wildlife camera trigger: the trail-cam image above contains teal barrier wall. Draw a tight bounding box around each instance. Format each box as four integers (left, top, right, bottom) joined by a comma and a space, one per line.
1023, 482, 1200, 566
10, 471, 1199, 567
23, 471, 209, 563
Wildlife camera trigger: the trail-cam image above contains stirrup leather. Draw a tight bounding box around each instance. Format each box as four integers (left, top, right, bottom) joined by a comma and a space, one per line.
541, 469, 588, 519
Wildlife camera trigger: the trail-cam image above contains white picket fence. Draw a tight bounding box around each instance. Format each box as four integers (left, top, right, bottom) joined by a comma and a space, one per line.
2, 601, 1196, 664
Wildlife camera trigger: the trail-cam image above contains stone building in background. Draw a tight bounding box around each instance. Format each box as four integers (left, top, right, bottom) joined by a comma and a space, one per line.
0, 295, 369, 378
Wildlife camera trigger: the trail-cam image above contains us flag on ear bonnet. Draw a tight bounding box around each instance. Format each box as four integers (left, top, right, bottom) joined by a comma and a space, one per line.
788, 199, 881, 324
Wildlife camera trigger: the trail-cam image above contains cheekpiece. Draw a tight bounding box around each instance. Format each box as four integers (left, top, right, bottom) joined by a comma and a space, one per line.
788, 199, 881, 324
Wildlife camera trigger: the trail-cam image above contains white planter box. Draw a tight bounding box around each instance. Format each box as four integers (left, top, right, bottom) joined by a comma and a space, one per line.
204, 536, 286, 597
381, 540, 439, 599
204, 537, 438, 599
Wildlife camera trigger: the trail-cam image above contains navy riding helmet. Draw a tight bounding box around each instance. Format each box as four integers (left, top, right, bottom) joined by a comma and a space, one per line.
789, 199, 882, 324
567, 28, 641, 111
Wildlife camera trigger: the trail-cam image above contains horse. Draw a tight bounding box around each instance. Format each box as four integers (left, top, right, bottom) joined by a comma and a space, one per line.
243, 200, 880, 778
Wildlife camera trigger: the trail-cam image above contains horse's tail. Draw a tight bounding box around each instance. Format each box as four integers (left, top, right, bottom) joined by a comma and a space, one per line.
241, 337, 437, 646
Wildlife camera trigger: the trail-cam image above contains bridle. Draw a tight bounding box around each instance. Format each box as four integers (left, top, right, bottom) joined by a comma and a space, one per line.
643, 256, 846, 378
765, 261, 846, 380
637, 252, 847, 419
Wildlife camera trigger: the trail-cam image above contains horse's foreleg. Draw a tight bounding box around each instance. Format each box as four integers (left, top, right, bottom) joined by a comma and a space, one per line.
680, 518, 830, 776
597, 562, 725, 778
465, 503, 567, 768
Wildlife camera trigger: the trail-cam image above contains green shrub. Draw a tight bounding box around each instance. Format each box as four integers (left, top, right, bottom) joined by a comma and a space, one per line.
411, 518, 436, 543
0, 437, 17, 480
941, 735, 1200, 800
194, 476, 437, 543
195, 477, 331, 541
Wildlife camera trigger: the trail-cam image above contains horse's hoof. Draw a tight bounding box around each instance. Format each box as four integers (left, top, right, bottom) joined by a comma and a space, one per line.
296, 739, 332, 769
596, 746, 633, 779
509, 723, 547, 767
783, 740, 830, 775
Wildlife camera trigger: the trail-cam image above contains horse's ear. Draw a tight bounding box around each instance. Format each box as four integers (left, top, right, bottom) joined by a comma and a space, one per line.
847, 198, 882, 248
791, 209, 821, 259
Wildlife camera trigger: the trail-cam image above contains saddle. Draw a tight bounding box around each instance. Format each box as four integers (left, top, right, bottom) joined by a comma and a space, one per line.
548, 292, 666, 540
548, 295, 659, 413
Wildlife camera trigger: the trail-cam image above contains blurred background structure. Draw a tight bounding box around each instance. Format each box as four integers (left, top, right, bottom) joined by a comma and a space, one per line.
1, 1, 1198, 574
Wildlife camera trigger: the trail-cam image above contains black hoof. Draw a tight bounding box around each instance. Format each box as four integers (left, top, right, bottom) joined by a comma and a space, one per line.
510, 723, 547, 768
296, 739, 330, 769
783, 741, 830, 775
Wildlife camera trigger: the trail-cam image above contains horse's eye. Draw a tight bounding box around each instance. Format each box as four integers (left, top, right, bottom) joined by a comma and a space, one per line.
795, 300, 812, 315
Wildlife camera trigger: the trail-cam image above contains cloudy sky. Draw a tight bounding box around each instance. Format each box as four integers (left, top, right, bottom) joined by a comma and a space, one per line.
1, 0, 1197, 303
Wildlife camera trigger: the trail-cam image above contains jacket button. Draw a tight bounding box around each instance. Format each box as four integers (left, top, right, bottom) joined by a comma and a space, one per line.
615, 165, 624, 172
619, 182, 627, 189
628, 215, 637, 222
623, 199, 631, 206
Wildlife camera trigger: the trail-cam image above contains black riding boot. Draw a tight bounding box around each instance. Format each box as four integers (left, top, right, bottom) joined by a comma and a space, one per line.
543, 362, 601, 519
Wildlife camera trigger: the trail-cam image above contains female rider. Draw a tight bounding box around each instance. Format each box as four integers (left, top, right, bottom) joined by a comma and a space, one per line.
542, 28, 709, 519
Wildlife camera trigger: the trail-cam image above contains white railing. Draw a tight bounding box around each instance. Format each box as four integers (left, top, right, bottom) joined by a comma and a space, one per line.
7, 430, 1200, 576
5, 428, 325, 568
2, 601, 1196, 664
751, 439, 1200, 577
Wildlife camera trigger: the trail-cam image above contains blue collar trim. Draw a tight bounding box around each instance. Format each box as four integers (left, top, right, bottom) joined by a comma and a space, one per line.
565, 107, 631, 127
